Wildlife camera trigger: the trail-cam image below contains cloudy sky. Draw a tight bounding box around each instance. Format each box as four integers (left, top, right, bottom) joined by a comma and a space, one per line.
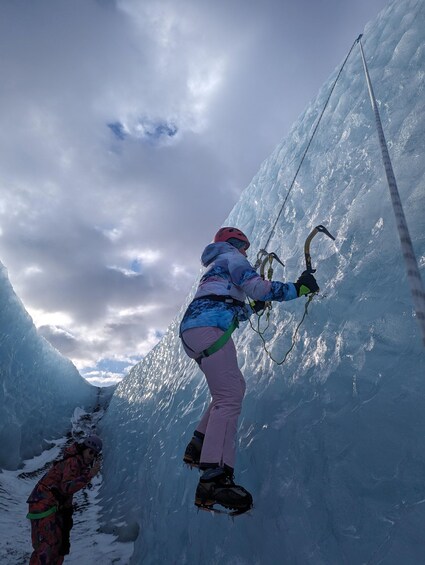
0, 0, 389, 386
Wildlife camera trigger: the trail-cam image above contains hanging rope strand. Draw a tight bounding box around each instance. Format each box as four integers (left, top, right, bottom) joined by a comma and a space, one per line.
249, 38, 357, 364
357, 36, 425, 347
251, 34, 425, 363
262, 37, 359, 253
249, 294, 314, 365
250, 226, 334, 365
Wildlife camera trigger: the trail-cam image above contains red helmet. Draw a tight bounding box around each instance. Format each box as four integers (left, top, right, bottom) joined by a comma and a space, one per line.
213, 227, 250, 252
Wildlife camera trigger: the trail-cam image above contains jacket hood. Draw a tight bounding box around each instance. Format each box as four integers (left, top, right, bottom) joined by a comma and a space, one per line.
201, 242, 238, 267
63, 442, 83, 458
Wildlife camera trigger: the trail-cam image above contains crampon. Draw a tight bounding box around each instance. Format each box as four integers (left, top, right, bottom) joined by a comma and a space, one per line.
194, 467, 253, 517
195, 499, 253, 517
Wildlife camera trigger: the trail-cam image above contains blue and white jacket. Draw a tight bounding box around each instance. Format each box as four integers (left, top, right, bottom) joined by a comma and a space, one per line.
180, 242, 298, 334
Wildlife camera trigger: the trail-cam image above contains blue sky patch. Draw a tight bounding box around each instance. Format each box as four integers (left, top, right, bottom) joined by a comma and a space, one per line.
108, 119, 178, 143
130, 259, 142, 273
108, 122, 127, 140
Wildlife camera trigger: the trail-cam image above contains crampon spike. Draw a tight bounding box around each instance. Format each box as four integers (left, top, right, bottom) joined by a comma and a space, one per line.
195, 501, 253, 518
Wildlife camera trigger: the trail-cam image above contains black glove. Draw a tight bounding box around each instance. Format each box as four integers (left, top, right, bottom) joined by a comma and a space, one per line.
294, 271, 319, 296
251, 300, 266, 313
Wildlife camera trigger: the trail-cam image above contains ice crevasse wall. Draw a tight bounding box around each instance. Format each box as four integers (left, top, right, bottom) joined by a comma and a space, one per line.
0, 261, 99, 470
100, 1, 425, 563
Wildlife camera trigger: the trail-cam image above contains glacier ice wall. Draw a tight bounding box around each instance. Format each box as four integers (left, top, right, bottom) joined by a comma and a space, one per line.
100, 1, 425, 563
0, 262, 98, 469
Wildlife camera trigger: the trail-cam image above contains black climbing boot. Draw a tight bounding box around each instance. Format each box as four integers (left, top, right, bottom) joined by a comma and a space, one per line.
195, 467, 253, 515
183, 433, 203, 468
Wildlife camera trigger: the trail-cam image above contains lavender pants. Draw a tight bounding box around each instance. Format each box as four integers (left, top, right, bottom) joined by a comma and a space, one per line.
181, 327, 246, 470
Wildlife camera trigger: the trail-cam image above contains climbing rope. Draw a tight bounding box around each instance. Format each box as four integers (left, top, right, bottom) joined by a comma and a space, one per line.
249, 292, 314, 365
357, 35, 425, 347
260, 37, 360, 255
247, 29, 425, 362
247, 38, 359, 365
250, 31, 425, 360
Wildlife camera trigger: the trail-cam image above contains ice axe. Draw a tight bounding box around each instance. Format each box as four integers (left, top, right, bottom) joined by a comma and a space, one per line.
304, 224, 335, 275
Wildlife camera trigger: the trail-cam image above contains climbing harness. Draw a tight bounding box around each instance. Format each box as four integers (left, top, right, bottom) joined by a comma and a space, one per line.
181, 295, 243, 362
27, 505, 58, 520
357, 35, 425, 347
195, 316, 239, 362
250, 225, 335, 365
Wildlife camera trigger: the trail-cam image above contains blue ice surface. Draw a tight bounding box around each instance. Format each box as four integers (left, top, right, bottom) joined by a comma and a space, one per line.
99, 1, 425, 562
0, 262, 99, 469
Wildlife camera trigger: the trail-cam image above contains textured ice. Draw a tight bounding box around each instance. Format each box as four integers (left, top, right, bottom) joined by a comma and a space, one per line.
0, 262, 99, 469
99, 1, 425, 563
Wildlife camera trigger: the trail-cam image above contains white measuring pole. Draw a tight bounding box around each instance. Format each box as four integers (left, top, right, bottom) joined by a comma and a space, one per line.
357, 35, 425, 347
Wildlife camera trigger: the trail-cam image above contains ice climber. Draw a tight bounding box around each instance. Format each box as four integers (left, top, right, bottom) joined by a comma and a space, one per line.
180, 227, 319, 514
26, 434, 103, 564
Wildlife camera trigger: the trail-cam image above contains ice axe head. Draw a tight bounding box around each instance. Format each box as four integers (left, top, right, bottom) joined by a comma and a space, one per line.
315, 224, 335, 241
304, 224, 336, 274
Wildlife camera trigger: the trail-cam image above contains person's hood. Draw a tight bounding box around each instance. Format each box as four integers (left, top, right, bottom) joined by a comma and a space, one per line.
201, 242, 238, 267
63, 442, 82, 458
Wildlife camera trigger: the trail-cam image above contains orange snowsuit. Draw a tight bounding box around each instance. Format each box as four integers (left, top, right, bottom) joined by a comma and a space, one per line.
27, 443, 93, 565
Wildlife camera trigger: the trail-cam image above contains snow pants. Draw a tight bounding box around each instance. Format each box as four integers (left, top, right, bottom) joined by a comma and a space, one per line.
181, 327, 246, 470
29, 512, 64, 565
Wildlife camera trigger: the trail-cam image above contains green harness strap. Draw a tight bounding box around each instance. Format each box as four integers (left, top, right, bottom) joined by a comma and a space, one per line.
197, 317, 239, 361
27, 505, 58, 520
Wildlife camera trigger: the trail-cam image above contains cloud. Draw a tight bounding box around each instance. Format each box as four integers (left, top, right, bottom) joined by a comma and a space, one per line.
38, 325, 79, 356
0, 0, 390, 383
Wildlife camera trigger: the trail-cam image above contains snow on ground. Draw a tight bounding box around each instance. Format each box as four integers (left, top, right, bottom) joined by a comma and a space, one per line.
0, 408, 133, 565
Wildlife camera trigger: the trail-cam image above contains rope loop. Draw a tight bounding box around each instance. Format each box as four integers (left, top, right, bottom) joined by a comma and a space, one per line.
249, 294, 315, 366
